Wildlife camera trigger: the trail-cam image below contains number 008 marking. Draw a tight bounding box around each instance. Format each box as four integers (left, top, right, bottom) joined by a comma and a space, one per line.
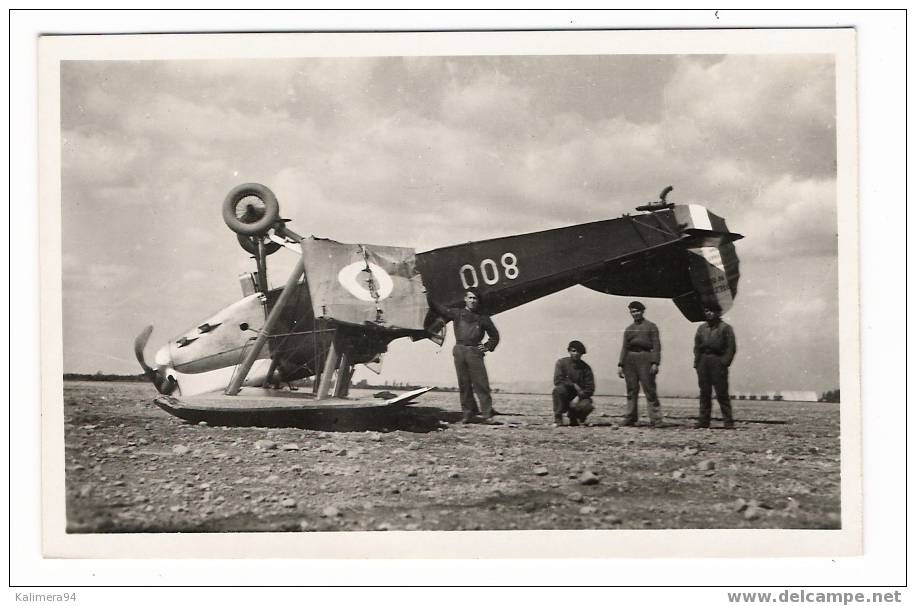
459, 253, 519, 289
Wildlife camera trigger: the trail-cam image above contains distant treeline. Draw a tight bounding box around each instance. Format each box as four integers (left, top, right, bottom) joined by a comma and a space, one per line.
820, 389, 841, 403
62, 373, 840, 402
350, 379, 475, 393
64, 372, 146, 383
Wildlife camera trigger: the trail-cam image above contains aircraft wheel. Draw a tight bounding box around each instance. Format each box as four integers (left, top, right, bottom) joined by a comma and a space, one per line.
237, 234, 282, 256
222, 183, 281, 236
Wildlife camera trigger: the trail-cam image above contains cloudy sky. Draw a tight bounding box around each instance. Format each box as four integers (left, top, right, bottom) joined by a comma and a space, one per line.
60, 51, 838, 394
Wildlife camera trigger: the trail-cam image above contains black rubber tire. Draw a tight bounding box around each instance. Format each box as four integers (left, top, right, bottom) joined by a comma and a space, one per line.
222, 183, 281, 236
236, 233, 281, 256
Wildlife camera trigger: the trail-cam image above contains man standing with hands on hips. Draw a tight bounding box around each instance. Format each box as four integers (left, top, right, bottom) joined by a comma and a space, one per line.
428, 289, 500, 425
618, 301, 663, 427
693, 303, 737, 429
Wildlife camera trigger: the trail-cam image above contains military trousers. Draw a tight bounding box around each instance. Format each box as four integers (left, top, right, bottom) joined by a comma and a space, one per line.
552, 384, 594, 423
622, 351, 662, 423
452, 344, 493, 418
696, 354, 733, 425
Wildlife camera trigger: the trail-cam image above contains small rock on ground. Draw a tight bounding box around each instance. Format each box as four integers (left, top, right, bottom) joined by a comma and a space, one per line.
604, 515, 623, 525
744, 507, 762, 521
578, 471, 600, 485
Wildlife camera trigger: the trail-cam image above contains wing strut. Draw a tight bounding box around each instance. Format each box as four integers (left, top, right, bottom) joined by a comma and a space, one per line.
314, 338, 354, 400
315, 338, 339, 399
334, 354, 352, 397
224, 257, 305, 396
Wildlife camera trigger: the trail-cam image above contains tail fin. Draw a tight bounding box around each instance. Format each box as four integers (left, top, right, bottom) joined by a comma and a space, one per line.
671, 205, 741, 321
672, 240, 740, 320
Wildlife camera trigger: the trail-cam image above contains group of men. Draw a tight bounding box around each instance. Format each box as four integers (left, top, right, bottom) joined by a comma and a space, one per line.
433, 290, 737, 429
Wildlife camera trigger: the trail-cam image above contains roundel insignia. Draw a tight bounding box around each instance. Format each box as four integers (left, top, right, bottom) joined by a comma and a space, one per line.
337, 262, 395, 302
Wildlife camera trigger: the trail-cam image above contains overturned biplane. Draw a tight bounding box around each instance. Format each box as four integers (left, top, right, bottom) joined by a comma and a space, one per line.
135, 183, 741, 427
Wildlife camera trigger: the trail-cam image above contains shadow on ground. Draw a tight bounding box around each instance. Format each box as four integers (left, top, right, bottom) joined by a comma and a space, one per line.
166, 404, 462, 433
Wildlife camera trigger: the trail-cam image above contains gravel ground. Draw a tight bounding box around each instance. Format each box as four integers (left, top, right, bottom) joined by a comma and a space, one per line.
63, 381, 841, 533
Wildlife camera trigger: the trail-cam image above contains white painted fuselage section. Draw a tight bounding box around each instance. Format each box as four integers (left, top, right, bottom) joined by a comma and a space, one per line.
154, 293, 270, 396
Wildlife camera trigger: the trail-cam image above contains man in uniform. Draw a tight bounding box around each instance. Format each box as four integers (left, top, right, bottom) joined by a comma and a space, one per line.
617, 301, 663, 427
551, 340, 596, 427
428, 289, 500, 424
693, 304, 737, 429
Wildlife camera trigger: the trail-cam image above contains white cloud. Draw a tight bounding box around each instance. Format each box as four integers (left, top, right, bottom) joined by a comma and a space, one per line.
665, 55, 836, 179
440, 71, 533, 137
180, 269, 208, 282
782, 296, 828, 315
62, 129, 145, 188
63, 263, 138, 296
736, 175, 837, 259
182, 226, 217, 245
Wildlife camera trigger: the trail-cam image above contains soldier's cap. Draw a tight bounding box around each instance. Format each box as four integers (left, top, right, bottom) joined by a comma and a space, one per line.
567, 340, 587, 354
628, 301, 646, 312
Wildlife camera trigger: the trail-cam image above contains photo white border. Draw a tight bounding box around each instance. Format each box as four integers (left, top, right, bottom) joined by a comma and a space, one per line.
10, 8, 906, 591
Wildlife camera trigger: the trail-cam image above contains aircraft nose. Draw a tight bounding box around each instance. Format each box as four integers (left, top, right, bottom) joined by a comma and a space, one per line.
154, 343, 172, 368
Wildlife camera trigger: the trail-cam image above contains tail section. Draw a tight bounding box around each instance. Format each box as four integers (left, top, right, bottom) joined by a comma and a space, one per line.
418, 202, 741, 322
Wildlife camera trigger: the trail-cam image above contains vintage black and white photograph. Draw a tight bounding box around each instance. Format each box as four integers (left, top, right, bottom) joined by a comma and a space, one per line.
39, 28, 860, 558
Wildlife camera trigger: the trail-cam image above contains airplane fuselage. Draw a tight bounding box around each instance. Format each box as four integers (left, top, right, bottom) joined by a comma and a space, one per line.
144, 202, 741, 398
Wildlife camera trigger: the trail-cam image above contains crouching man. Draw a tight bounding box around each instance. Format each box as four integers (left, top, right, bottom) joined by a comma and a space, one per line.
552, 340, 596, 427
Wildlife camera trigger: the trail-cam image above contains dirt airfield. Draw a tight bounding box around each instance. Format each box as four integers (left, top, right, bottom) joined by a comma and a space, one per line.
63, 381, 841, 533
